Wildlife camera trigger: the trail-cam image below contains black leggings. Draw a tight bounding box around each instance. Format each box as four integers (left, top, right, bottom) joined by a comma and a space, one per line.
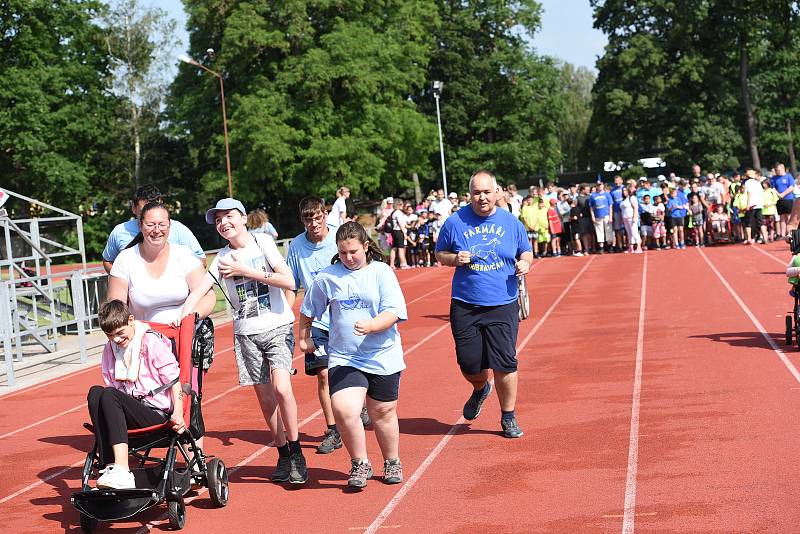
86, 386, 167, 466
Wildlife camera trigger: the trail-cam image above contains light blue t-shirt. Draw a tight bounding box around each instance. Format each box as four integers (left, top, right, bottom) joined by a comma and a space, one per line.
102, 219, 205, 263
301, 261, 407, 375
435, 205, 531, 306
286, 228, 338, 331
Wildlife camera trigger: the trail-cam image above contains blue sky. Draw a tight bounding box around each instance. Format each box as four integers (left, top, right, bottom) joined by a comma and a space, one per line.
161, 0, 606, 72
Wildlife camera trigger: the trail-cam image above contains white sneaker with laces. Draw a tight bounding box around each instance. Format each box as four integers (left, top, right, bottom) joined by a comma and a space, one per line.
96, 464, 136, 489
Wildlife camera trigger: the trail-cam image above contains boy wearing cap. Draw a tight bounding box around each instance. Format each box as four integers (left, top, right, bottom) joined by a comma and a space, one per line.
180, 198, 308, 484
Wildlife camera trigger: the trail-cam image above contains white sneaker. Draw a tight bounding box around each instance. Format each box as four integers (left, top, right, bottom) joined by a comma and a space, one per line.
573, 251, 584, 256
96, 464, 136, 489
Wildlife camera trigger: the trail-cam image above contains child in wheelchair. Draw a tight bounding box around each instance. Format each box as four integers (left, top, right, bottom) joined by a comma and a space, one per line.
87, 300, 186, 489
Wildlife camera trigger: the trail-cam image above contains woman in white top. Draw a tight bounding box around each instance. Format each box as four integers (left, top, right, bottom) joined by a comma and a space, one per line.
620, 185, 642, 253
107, 201, 215, 323
326, 187, 350, 228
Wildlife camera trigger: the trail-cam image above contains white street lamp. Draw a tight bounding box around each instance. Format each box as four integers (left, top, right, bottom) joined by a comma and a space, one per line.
432, 81, 448, 198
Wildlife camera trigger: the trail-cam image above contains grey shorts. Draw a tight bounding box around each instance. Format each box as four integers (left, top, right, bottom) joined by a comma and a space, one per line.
234, 324, 295, 386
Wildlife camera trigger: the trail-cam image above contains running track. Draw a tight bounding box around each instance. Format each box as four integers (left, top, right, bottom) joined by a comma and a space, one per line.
2, 244, 800, 533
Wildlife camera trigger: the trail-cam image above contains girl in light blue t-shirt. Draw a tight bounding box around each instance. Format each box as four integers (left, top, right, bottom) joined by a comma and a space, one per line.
300, 222, 407, 490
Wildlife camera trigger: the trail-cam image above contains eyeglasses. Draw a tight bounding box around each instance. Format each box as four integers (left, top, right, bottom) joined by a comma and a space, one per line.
301, 213, 326, 225
142, 222, 169, 231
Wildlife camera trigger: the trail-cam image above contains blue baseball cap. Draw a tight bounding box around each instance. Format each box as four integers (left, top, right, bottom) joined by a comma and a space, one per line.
205, 198, 247, 224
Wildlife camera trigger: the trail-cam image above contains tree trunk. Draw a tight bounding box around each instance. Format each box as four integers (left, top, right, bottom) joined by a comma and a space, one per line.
411, 172, 422, 204
787, 118, 798, 176
739, 38, 761, 170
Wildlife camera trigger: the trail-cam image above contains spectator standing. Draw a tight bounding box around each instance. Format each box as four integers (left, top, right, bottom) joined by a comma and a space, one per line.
620, 186, 642, 253
741, 169, 767, 244
389, 203, 411, 269
762, 180, 779, 241
326, 187, 350, 229
609, 175, 626, 252
589, 182, 614, 253
771, 162, 795, 238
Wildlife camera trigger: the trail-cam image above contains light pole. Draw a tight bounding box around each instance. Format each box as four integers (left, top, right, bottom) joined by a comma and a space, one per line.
432, 80, 448, 198
179, 53, 233, 197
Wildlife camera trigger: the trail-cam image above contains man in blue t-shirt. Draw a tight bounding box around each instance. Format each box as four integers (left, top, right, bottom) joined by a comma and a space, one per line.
589, 182, 614, 253
771, 162, 796, 238
102, 184, 205, 273
435, 170, 533, 439
609, 175, 626, 251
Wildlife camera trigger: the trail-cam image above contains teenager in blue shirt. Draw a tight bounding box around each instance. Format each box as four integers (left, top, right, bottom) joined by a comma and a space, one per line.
300, 222, 408, 489
286, 196, 344, 455
609, 175, 626, 251
435, 170, 533, 439
771, 162, 795, 238
589, 182, 614, 253
667, 188, 689, 248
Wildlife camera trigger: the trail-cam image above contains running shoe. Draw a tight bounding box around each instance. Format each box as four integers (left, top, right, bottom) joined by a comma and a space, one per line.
96, 464, 135, 490
383, 458, 403, 484
573, 251, 584, 256
360, 406, 372, 427
347, 459, 373, 488
501, 417, 524, 438
316, 428, 343, 454
463, 382, 492, 420
271, 454, 291, 482
289, 452, 308, 484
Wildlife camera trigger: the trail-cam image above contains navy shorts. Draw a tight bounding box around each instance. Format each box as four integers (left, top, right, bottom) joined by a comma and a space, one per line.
304, 327, 329, 376
449, 299, 519, 375
328, 366, 401, 402
778, 198, 793, 215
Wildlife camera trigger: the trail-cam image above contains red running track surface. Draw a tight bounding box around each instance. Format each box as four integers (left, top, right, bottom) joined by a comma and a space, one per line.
1, 246, 799, 533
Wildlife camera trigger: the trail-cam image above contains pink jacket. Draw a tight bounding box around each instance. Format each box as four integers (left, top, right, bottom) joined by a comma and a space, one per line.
101, 332, 180, 413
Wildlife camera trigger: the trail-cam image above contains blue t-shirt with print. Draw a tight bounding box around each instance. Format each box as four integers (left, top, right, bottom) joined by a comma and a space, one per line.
589, 192, 612, 218
286, 227, 338, 331
435, 205, 531, 306
102, 218, 205, 263
610, 185, 625, 212
771, 173, 795, 200
301, 261, 407, 375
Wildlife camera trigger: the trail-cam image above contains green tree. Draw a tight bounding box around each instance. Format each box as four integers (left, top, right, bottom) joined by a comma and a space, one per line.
0, 0, 117, 207
418, 0, 563, 190
169, 0, 439, 227
102, 0, 179, 189
557, 62, 594, 172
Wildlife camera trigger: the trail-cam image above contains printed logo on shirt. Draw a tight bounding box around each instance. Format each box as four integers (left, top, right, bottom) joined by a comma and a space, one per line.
460, 225, 508, 272
232, 259, 271, 319
339, 286, 369, 311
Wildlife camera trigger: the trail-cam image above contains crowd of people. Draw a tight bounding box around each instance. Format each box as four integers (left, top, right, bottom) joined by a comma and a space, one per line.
90, 175, 530, 494
376, 162, 798, 264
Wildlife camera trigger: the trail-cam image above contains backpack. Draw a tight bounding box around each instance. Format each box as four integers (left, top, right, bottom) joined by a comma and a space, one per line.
382, 210, 397, 233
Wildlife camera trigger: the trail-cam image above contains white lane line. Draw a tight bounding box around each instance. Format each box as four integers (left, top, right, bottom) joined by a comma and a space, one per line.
0, 347, 235, 440
750, 243, 789, 266
364, 256, 596, 534
0, 298, 452, 507
0, 459, 85, 505
699, 248, 800, 384
622, 253, 648, 534
405, 282, 450, 306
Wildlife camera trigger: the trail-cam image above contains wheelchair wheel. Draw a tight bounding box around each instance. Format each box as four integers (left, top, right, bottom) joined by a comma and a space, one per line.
79, 513, 97, 533
207, 458, 229, 507
518, 276, 530, 321
787, 315, 794, 346
167, 496, 186, 530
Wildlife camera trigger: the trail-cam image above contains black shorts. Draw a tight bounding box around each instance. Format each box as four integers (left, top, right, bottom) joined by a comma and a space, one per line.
391, 230, 405, 249
304, 327, 329, 376
744, 208, 764, 230
328, 365, 401, 402
778, 198, 794, 215
669, 216, 685, 228
578, 217, 593, 235
449, 299, 519, 375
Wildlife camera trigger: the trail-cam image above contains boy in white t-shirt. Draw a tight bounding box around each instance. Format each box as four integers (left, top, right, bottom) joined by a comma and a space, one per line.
180, 198, 307, 484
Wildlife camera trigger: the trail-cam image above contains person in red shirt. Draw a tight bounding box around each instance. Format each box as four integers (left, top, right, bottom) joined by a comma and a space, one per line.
547, 199, 563, 257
